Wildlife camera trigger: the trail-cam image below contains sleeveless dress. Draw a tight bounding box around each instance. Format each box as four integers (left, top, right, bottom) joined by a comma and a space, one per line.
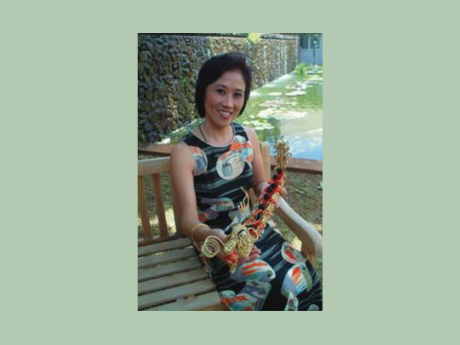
180, 122, 323, 311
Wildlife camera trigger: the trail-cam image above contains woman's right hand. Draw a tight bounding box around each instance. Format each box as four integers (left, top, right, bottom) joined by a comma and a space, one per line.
209, 228, 261, 266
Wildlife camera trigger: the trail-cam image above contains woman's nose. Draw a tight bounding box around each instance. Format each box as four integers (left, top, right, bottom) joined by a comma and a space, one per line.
222, 95, 233, 108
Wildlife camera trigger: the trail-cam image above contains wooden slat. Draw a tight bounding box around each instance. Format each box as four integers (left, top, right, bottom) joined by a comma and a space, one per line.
138, 247, 196, 269
248, 188, 257, 205
168, 172, 182, 235
138, 237, 192, 257
138, 176, 152, 240
147, 291, 225, 311
138, 233, 182, 247
151, 174, 168, 237
138, 157, 170, 176
138, 143, 174, 157
138, 268, 208, 295
138, 279, 217, 309
138, 257, 202, 282
260, 142, 271, 180
201, 303, 228, 311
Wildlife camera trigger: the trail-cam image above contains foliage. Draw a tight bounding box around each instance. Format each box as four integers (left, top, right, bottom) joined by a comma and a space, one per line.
179, 77, 189, 91
138, 130, 146, 142
247, 33, 262, 44
294, 63, 312, 77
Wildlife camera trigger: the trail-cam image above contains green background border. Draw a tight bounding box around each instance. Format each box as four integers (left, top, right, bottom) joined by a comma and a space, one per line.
2, 2, 456, 343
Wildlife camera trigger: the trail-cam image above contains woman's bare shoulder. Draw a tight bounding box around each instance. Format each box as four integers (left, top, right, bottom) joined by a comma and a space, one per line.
171, 141, 194, 171
171, 141, 188, 155
242, 125, 259, 144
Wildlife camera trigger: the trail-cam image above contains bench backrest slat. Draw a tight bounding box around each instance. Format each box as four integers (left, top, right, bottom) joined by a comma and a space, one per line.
151, 174, 168, 237
138, 176, 152, 240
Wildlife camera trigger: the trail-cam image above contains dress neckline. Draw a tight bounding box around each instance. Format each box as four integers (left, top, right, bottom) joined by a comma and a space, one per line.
192, 122, 235, 148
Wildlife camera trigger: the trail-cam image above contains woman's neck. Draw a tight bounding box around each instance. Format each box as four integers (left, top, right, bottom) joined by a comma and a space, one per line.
200, 121, 234, 146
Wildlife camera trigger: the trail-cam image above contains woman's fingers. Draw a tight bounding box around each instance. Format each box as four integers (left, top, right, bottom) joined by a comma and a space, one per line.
236, 246, 261, 265
279, 187, 288, 198
237, 253, 260, 265
250, 245, 261, 255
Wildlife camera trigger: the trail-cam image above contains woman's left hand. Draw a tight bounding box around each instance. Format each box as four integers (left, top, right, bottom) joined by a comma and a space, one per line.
236, 245, 261, 265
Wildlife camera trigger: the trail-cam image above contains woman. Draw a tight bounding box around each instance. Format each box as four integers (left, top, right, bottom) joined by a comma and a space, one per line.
171, 52, 322, 311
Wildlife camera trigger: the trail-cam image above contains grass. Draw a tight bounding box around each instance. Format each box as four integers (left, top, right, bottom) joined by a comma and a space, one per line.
138, 154, 323, 283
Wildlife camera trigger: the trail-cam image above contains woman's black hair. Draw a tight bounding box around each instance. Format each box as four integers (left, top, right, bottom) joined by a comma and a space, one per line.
195, 52, 252, 118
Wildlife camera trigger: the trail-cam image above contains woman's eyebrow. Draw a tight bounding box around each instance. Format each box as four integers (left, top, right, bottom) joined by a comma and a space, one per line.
214, 84, 244, 92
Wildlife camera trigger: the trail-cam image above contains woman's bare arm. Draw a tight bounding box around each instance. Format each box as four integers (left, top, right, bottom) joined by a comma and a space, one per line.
244, 126, 267, 194
244, 127, 322, 261
170, 143, 226, 243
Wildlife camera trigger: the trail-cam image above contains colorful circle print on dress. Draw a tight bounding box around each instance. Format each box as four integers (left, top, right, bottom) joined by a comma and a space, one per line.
281, 242, 306, 264
216, 150, 245, 180
230, 135, 254, 163
188, 146, 208, 176
281, 262, 309, 296
216, 135, 253, 180
230, 259, 276, 283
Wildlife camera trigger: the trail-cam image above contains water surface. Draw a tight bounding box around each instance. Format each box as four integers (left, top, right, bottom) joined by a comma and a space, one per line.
164, 72, 323, 160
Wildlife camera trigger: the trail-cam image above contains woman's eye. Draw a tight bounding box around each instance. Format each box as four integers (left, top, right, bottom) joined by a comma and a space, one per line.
217, 89, 225, 95
235, 93, 243, 98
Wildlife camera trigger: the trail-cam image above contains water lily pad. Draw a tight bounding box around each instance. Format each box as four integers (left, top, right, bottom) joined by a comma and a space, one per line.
286, 91, 307, 96
257, 109, 276, 118
260, 100, 283, 108
254, 124, 274, 130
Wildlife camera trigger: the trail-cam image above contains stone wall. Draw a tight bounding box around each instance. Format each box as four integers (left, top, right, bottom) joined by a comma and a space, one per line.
138, 33, 298, 142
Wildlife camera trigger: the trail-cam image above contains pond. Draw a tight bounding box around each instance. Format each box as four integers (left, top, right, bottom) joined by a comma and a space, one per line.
164, 72, 323, 160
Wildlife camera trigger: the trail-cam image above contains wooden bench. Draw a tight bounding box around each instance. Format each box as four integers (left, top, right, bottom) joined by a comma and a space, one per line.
138, 142, 322, 311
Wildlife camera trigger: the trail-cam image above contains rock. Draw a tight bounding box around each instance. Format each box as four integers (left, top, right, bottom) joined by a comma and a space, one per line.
146, 42, 154, 53
143, 100, 151, 112
139, 51, 151, 62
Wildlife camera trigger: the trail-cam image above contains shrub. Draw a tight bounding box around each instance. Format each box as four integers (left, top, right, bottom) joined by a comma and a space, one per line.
247, 33, 261, 44
295, 63, 312, 77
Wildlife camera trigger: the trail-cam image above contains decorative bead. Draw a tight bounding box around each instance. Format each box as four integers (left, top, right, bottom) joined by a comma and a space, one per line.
272, 174, 278, 180
263, 194, 269, 200
276, 168, 282, 174
267, 187, 273, 193
258, 203, 264, 210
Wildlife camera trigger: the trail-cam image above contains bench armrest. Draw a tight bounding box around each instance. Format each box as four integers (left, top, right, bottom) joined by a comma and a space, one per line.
275, 198, 323, 264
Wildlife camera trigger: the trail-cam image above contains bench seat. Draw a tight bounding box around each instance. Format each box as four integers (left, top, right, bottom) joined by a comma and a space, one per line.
138, 236, 226, 311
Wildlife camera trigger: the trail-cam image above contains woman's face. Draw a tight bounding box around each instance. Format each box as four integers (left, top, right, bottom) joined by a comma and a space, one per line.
204, 70, 246, 127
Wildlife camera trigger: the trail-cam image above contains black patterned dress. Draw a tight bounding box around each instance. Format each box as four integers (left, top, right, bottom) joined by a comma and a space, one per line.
180, 122, 322, 311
